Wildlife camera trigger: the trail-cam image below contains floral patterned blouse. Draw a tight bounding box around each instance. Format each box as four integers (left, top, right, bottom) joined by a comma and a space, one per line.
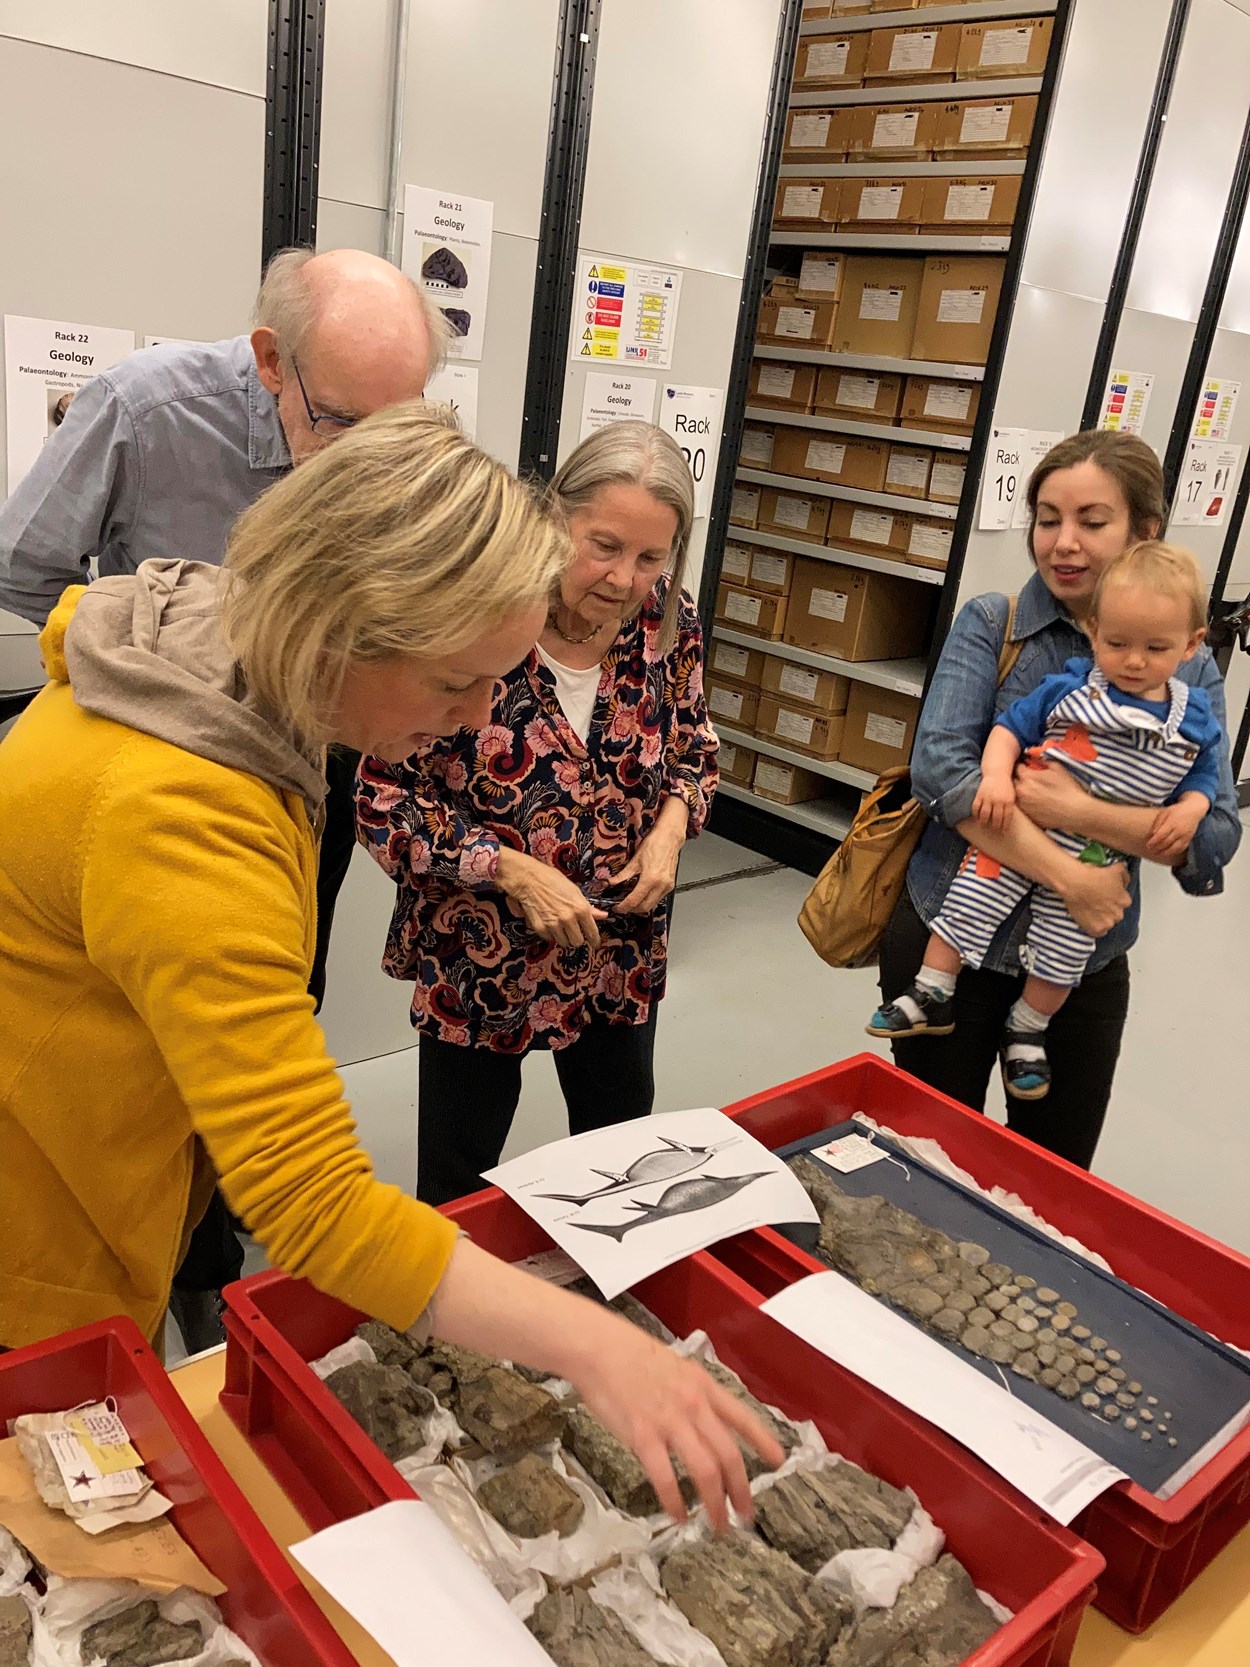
355, 581, 718, 1053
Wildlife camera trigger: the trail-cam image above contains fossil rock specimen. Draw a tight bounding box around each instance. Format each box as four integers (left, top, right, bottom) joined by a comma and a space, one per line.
527, 1586, 659, 1666
80, 1600, 203, 1666
563, 1405, 694, 1517
827, 1554, 998, 1666
477, 1453, 585, 1540
0, 1597, 31, 1667
703, 1359, 797, 1475
355, 1318, 421, 1372
456, 1364, 564, 1456
325, 1360, 437, 1463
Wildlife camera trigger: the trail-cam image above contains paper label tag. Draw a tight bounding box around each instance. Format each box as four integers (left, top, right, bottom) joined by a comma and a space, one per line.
888, 453, 930, 489
945, 184, 995, 222
909, 522, 954, 560
713, 641, 751, 676
980, 25, 1033, 67
773, 495, 814, 531
890, 30, 938, 73
929, 460, 966, 499
776, 305, 817, 340
814, 1133, 888, 1173
851, 507, 894, 545
740, 428, 774, 466
779, 664, 821, 702
754, 760, 796, 796
836, 374, 881, 411
709, 686, 745, 721
782, 186, 825, 220
865, 712, 908, 748
724, 590, 763, 626
773, 708, 815, 745
67, 1404, 142, 1476
721, 545, 752, 583
960, 104, 1013, 145
799, 254, 843, 294
806, 40, 851, 77
806, 439, 847, 474
512, 1248, 583, 1286
757, 365, 796, 399
937, 287, 987, 326
46, 1430, 146, 1503
752, 552, 790, 587
730, 486, 760, 520
856, 185, 904, 221
872, 110, 919, 150
791, 112, 832, 149
809, 587, 849, 622
721, 742, 739, 772
924, 382, 973, 420
860, 285, 903, 323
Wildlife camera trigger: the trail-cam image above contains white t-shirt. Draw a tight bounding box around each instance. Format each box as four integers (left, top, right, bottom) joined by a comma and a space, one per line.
536, 645, 602, 743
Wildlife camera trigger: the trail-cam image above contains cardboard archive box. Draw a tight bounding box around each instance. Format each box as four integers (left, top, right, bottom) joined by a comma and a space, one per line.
705, 674, 760, 733
716, 737, 757, 786
784, 105, 855, 162
957, 16, 1053, 80
849, 102, 942, 161
815, 367, 904, 420
729, 483, 760, 528
903, 515, 955, 569
758, 296, 839, 349
715, 582, 788, 640
910, 255, 1005, 364
751, 755, 827, 805
739, 422, 776, 470
756, 694, 846, 760
884, 443, 933, 499
758, 487, 831, 542
773, 178, 841, 228
772, 428, 890, 492
749, 360, 818, 412
865, 22, 960, 82
920, 174, 1022, 233
802, 0, 832, 18
901, 374, 980, 432
719, 541, 754, 587
745, 547, 796, 595
833, 256, 924, 358
927, 451, 967, 504
935, 94, 1037, 159
838, 176, 927, 232
796, 251, 847, 304
762, 654, 850, 713
839, 681, 922, 774
709, 637, 766, 688
795, 31, 870, 88
787, 557, 932, 660
831, 0, 872, 13
826, 500, 907, 557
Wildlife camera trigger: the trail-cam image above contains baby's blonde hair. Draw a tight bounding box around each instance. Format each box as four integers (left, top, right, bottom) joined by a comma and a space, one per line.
223, 400, 568, 741
1090, 540, 1207, 635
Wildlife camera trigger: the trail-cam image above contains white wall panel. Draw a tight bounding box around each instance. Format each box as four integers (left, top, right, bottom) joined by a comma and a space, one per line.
579, 0, 777, 277
1103, 309, 1196, 456
0, 0, 266, 95
1021, 0, 1171, 304
474, 233, 540, 470
320, 0, 396, 212
317, 199, 388, 257
318, 852, 418, 1066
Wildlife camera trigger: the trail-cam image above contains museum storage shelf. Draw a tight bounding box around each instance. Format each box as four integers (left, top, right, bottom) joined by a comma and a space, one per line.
709, 1051, 1250, 1634
221, 1203, 1102, 1667
0, 1316, 357, 1666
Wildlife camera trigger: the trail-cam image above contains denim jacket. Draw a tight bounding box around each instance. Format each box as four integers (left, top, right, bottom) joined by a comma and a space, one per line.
907, 571, 1242, 975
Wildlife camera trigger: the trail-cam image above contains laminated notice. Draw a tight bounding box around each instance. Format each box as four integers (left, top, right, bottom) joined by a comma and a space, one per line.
937, 287, 987, 326
773, 495, 815, 531
979, 25, 1034, 67
806, 439, 847, 473
872, 110, 919, 150
859, 285, 903, 323
713, 641, 751, 677
945, 184, 995, 222
783, 186, 825, 220
776, 305, 817, 340
724, 591, 763, 626
960, 104, 1013, 146
929, 460, 966, 498
779, 664, 821, 702
752, 552, 790, 587
740, 429, 774, 465
809, 588, 849, 622
851, 508, 894, 545
758, 365, 796, 398
856, 185, 904, 221
754, 760, 797, 796
790, 112, 832, 149
721, 545, 751, 582
865, 712, 908, 749
910, 523, 954, 561
774, 708, 816, 745
924, 382, 972, 420
799, 254, 843, 294
709, 686, 745, 722
888, 453, 929, 489
837, 374, 881, 410
807, 40, 850, 78
889, 30, 938, 73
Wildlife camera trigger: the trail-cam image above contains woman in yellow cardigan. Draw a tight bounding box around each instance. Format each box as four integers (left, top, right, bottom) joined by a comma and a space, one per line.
0, 402, 777, 1527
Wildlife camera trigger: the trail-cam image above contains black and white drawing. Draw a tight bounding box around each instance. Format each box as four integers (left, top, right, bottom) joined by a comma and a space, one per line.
570, 1172, 771, 1242
537, 1135, 731, 1207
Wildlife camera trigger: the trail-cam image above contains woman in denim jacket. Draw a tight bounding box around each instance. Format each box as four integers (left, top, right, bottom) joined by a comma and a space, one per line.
878, 432, 1240, 1169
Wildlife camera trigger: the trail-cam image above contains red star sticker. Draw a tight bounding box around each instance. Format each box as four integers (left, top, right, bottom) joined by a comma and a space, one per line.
72, 1472, 92, 1490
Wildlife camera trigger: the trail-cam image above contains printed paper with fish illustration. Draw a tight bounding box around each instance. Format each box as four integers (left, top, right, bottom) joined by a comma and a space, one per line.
485, 1109, 818, 1299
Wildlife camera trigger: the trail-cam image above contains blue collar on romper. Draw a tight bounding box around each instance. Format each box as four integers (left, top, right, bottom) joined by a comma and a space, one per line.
1086, 662, 1189, 739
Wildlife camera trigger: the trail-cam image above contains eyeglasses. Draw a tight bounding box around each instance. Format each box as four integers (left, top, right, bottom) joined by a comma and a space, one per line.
291, 358, 359, 435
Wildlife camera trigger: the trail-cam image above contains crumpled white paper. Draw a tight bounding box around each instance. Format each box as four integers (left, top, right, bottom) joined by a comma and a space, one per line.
28, 1578, 261, 1667
0, 1525, 31, 1598
399, 1462, 548, 1617
591, 1554, 729, 1667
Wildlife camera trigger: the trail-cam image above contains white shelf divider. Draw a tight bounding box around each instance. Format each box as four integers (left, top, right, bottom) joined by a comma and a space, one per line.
724, 524, 945, 586
713, 629, 926, 698
800, 0, 1057, 34
744, 404, 971, 452
770, 231, 1010, 253
754, 343, 986, 380
779, 159, 1026, 178
717, 779, 856, 841
714, 723, 877, 792
737, 466, 958, 520
790, 76, 1042, 108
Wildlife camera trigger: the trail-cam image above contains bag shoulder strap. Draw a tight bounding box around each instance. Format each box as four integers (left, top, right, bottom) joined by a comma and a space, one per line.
995, 594, 1022, 687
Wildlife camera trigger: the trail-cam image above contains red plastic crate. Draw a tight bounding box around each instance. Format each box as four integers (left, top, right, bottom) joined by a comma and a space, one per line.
0, 1317, 356, 1667
714, 1050, 1250, 1634
222, 1198, 1101, 1667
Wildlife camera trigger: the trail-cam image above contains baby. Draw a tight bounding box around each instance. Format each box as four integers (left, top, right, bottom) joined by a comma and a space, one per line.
869, 541, 1224, 1100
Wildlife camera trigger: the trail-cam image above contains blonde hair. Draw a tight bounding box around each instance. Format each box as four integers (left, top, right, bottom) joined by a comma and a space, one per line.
551, 421, 695, 653
223, 401, 568, 741
1091, 540, 1207, 635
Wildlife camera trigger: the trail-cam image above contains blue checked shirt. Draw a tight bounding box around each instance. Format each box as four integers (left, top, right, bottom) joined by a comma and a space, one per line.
0, 336, 290, 625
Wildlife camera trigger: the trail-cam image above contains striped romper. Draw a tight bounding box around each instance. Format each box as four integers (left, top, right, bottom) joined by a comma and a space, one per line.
931, 659, 1222, 988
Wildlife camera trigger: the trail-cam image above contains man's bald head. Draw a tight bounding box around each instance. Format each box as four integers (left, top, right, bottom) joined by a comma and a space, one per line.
251, 246, 453, 464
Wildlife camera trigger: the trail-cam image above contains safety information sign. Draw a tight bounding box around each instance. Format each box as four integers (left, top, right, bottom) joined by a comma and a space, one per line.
572, 255, 683, 369
1191, 378, 1240, 442
1099, 369, 1153, 437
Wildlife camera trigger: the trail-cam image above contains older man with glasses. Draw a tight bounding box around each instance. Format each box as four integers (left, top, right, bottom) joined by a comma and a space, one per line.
0, 245, 447, 1351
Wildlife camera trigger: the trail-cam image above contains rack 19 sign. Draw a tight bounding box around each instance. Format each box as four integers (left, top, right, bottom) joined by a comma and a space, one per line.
978, 426, 1063, 531
658, 383, 723, 519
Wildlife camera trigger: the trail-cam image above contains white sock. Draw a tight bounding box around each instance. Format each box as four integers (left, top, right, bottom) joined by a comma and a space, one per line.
916, 966, 957, 999
1006, 998, 1050, 1063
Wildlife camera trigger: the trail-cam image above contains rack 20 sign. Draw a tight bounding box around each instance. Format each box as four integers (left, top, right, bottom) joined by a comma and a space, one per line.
658, 384, 723, 519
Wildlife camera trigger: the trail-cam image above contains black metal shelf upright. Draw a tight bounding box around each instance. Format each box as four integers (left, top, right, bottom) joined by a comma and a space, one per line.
263, 0, 326, 263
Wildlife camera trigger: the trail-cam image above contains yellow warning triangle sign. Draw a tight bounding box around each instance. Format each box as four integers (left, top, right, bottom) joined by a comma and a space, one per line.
583, 327, 592, 339
588, 265, 599, 278
581, 344, 591, 355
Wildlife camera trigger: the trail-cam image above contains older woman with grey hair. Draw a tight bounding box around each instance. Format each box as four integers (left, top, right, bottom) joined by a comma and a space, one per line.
357, 421, 718, 1204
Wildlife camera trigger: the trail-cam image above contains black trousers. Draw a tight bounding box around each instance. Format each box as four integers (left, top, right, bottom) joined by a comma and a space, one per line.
417, 1010, 659, 1207
174, 747, 361, 1293
877, 886, 1129, 1172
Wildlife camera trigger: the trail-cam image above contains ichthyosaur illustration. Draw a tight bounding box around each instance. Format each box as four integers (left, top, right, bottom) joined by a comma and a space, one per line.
536, 1136, 733, 1207
569, 1172, 770, 1242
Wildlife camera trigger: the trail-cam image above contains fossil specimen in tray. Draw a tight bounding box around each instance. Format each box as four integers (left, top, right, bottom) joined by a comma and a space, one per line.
80, 1600, 203, 1667
477, 1453, 585, 1540
527, 1586, 659, 1666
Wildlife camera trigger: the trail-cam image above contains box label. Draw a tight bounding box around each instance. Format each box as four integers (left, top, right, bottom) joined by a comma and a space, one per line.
779, 664, 821, 702
754, 760, 796, 796
937, 287, 988, 326
713, 641, 751, 676
945, 184, 995, 222
806, 39, 850, 77
776, 305, 817, 340
791, 112, 832, 149
809, 587, 849, 622
930, 459, 966, 498
889, 30, 938, 73
924, 382, 973, 420
730, 486, 760, 520
865, 711, 908, 748
806, 438, 847, 473
872, 110, 920, 150
757, 365, 796, 399
724, 590, 763, 626
773, 494, 815, 531
709, 686, 746, 721
860, 285, 904, 323
799, 254, 843, 294
751, 552, 790, 587
850, 508, 894, 545
887, 452, 929, 490
909, 522, 954, 560
720, 742, 739, 772
740, 428, 774, 466
782, 186, 825, 220
774, 707, 816, 746
837, 374, 881, 410
722, 545, 752, 582
979, 25, 1034, 67
856, 184, 904, 221
960, 103, 1013, 145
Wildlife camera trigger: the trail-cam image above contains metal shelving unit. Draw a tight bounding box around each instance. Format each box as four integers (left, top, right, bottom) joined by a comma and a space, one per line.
736, 466, 958, 519
801, 0, 1057, 32
770, 232, 1011, 252
778, 159, 1026, 178
718, 780, 856, 841
726, 524, 945, 586
713, 628, 926, 698
754, 343, 987, 379
790, 77, 1042, 108
745, 403, 971, 451
714, 723, 877, 792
